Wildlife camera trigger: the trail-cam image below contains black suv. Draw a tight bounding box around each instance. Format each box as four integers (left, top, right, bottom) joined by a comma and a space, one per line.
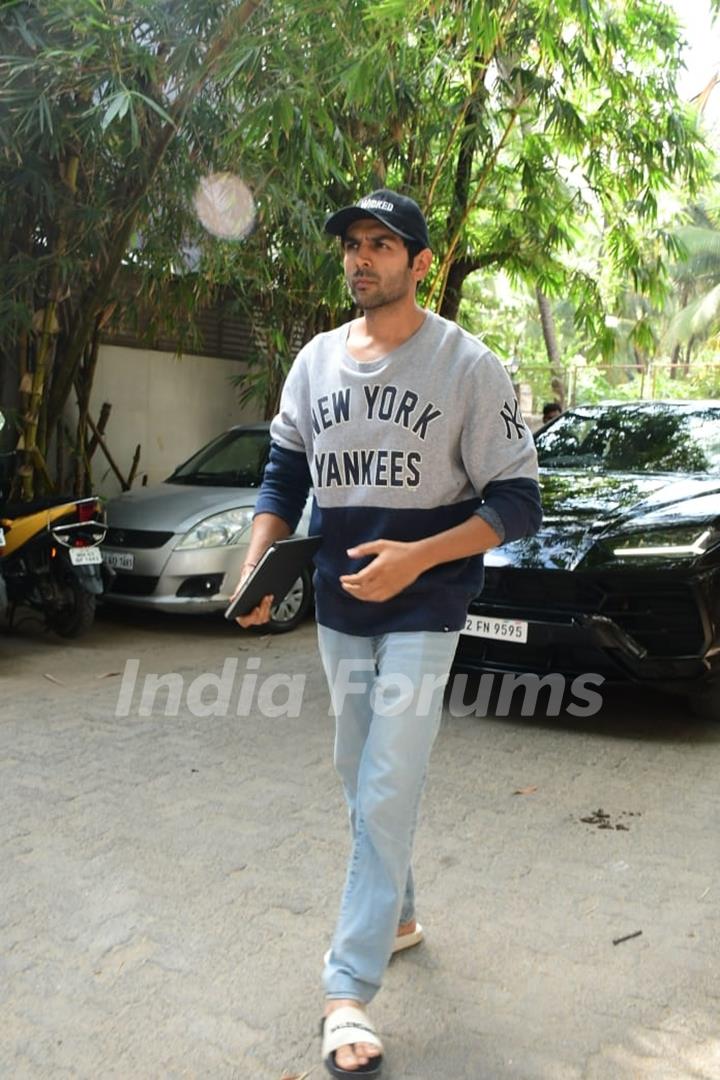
454, 401, 720, 719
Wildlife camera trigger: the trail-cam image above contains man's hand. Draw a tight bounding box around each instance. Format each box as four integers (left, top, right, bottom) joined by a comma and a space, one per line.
339, 540, 427, 603
231, 563, 274, 628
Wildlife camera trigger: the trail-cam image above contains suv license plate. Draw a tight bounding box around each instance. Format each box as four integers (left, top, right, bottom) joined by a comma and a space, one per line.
463, 614, 529, 643
103, 550, 134, 571
69, 547, 103, 566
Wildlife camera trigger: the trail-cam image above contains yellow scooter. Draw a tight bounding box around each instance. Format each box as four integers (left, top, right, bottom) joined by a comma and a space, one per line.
0, 413, 108, 637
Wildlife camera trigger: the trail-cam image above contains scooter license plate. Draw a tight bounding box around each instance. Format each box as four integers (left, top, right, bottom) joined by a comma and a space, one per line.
69, 547, 103, 566
0, 528, 5, 548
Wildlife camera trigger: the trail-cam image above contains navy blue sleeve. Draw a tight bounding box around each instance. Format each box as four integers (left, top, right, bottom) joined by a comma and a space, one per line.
254, 442, 312, 533
480, 477, 543, 543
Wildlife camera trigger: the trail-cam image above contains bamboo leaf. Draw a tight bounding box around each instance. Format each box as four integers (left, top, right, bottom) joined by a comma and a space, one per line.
129, 106, 140, 149
37, 93, 53, 135
129, 91, 175, 127
101, 90, 131, 130
276, 95, 294, 136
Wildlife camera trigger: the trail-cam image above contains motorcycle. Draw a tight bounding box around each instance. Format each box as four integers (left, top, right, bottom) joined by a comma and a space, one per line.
0, 411, 109, 638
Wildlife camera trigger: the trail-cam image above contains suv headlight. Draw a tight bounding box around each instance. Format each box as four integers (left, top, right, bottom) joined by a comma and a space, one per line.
580, 522, 720, 569
175, 508, 254, 550
612, 524, 718, 559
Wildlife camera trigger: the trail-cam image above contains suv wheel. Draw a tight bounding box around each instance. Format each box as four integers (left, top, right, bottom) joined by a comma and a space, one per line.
688, 678, 720, 721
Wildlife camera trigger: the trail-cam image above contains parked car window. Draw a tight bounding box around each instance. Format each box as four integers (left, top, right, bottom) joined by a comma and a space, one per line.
168, 428, 271, 487
536, 405, 720, 474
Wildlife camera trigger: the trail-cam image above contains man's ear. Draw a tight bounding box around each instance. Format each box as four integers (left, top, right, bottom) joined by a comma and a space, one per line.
413, 248, 433, 281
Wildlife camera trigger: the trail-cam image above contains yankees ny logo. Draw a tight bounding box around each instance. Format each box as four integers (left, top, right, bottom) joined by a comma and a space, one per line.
500, 399, 526, 440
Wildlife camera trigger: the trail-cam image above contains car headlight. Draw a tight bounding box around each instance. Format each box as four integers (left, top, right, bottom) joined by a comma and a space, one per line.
580, 522, 720, 570
175, 508, 255, 550
603, 523, 720, 564
612, 524, 718, 559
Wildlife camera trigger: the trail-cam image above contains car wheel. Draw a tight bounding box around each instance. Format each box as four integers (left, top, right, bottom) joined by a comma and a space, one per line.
265, 568, 313, 634
688, 679, 720, 721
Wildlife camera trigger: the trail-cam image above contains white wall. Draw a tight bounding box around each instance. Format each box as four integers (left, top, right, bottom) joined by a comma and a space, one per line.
76, 344, 263, 498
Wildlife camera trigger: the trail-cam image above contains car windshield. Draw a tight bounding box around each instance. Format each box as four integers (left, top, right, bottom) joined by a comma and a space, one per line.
167, 429, 270, 486
536, 405, 720, 474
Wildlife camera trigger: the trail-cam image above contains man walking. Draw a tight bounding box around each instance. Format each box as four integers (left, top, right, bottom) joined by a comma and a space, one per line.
234, 189, 542, 1077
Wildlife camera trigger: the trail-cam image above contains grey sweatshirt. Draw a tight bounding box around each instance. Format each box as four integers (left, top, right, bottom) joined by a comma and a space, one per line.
255, 310, 542, 634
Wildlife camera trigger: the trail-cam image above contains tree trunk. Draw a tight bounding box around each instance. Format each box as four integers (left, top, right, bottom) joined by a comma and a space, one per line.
670, 343, 681, 380
535, 286, 565, 406
48, 192, 155, 433
74, 321, 101, 496
434, 53, 486, 318
22, 282, 61, 498
21, 154, 79, 498
439, 257, 480, 322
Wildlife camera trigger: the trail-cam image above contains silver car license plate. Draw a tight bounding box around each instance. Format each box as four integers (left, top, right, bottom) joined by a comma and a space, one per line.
463, 614, 528, 643
103, 550, 134, 571
69, 547, 103, 566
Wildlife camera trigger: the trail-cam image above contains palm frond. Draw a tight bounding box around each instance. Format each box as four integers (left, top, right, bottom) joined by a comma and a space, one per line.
674, 225, 720, 261
665, 282, 720, 345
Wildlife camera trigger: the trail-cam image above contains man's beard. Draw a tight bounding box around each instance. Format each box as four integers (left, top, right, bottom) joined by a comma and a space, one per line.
347, 270, 412, 309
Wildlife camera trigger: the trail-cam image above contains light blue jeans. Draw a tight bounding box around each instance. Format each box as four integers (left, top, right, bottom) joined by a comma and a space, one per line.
317, 624, 460, 1004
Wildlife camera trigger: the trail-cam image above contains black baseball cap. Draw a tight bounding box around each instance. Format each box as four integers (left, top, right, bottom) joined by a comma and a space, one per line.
324, 188, 430, 249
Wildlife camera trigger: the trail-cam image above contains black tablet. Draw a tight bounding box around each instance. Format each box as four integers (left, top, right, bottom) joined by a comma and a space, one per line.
224, 535, 322, 621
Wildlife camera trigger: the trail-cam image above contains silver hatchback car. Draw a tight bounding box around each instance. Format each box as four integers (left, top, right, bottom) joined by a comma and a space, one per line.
101, 423, 313, 631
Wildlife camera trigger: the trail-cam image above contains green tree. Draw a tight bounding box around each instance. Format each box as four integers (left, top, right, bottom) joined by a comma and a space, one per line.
358, 0, 708, 317
203, 0, 711, 417
1, 0, 711, 496
1, 0, 265, 495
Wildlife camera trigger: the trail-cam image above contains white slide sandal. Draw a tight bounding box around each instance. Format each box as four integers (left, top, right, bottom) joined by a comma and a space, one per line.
321, 1005, 384, 1078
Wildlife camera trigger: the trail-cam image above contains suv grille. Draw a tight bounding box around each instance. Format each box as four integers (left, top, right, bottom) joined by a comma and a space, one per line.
474, 568, 705, 657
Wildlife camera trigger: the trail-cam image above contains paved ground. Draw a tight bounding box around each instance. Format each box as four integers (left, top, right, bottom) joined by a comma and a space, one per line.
2, 606, 719, 1080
